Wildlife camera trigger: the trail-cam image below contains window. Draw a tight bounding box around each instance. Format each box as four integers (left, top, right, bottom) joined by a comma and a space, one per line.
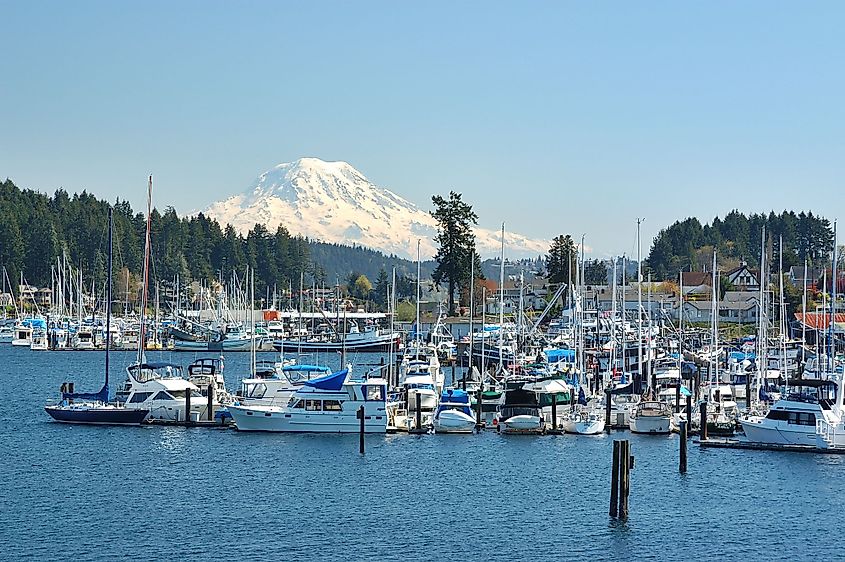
305, 399, 321, 411
246, 383, 267, 399
128, 392, 152, 404
323, 400, 342, 411
766, 410, 789, 421
788, 412, 816, 426
289, 399, 304, 409
152, 391, 175, 401
365, 385, 385, 401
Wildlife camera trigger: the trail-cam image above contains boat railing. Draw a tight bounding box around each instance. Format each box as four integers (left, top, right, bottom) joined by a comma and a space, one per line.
816, 418, 838, 446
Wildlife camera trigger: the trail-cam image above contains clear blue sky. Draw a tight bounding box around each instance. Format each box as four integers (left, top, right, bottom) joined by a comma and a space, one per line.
2, 1, 842, 258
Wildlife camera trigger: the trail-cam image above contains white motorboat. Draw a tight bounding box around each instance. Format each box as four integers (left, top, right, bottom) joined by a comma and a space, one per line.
0, 325, 14, 343
30, 327, 48, 350
629, 400, 673, 434
74, 326, 96, 350
432, 389, 476, 434
236, 362, 331, 407
228, 368, 389, 433
11, 322, 33, 346
741, 379, 839, 446
115, 361, 219, 422
497, 388, 545, 435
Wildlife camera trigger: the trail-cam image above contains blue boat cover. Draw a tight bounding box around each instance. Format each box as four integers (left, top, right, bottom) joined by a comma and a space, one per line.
441, 389, 469, 403
304, 369, 348, 391
283, 364, 331, 372
63, 382, 109, 403
545, 348, 576, 362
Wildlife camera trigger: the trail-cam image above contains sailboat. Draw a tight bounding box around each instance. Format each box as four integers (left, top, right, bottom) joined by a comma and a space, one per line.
45, 208, 149, 425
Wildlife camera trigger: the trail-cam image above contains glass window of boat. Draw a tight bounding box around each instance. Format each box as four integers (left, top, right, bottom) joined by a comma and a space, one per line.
289, 398, 304, 408
788, 411, 816, 426
168, 389, 202, 399
128, 391, 153, 404
305, 399, 321, 411
323, 400, 342, 411
152, 391, 176, 401
365, 385, 385, 401
766, 409, 789, 421
244, 383, 266, 398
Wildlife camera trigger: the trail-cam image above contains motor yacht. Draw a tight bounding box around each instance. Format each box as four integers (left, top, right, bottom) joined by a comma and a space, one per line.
432, 389, 476, 433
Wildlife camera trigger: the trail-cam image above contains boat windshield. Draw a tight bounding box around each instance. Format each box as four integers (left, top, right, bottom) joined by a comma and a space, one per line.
500, 406, 539, 418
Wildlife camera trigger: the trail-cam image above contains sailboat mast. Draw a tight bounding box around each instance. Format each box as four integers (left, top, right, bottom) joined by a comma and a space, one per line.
137, 176, 153, 364
416, 239, 421, 352
105, 207, 113, 391
711, 250, 718, 385
830, 221, 838, 368
678, 269, 683, 375
468, 258, 474, 370
802, 259, 808, 347
636, 218, 643, 392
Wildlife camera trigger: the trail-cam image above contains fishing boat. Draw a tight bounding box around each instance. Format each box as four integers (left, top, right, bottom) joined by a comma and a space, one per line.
45, 208, 149, 425
432, 389, 476, 433
628, 400, 673, 434
497, 388, 545, 435
228, 369, 389, 433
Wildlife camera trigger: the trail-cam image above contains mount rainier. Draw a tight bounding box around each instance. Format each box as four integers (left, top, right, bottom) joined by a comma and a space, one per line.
203, 157, 548, 260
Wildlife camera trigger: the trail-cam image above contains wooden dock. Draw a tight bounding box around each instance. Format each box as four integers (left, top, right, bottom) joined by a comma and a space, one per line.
698, 438, 845, 454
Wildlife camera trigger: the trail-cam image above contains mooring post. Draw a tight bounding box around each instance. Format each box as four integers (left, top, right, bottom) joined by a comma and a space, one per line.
619, 439, 631, 518
476, 385, 483, 428
700, 401, 708, 441
745, 375, 752, 412
207, 384, 214, 422
551, 393, 558, 431
415, 394, 422, 432
605, 391, 612, 433
686, 394, 692, 429
358, 405, 365, 454
609, 440, 620, 518
570, 387, 576, 412
679, 420, 688, 473
451, 362, 455, 387
184, 386, 191, 425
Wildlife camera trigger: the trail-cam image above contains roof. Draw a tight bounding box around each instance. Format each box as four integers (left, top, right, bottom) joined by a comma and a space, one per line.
681, 272, 711, 287
794, 313, 845, 330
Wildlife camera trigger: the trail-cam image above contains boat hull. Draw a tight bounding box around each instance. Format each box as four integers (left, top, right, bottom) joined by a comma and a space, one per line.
739, 418, 816, 445
563, 416, 606, 435
499, 415, 544, 435
229, 405, 387, 433
433, 410, 476, 433
629, 415, 672, 434
45, 405, 149, 425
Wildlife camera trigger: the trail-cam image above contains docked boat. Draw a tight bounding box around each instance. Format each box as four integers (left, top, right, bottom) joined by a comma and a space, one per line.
115, 361, 219, 422
228, 369, 389, 433
11, 321, 33, 347
74, 326, 96, 350
628, 400, 673, 434
562, 405, 606, 435
432, 389, 476, 433
740, 379, 838, 445
497, 388, 545, 435
235, 362, 332, 407
45, 208, 149, 425
0, 323, 13, 343
272, 321, 400, 353
30, 326, 48, 350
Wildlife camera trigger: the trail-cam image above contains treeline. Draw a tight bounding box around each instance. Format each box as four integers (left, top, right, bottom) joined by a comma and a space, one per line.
0, 179, 423, 302
646, 210, 834, 280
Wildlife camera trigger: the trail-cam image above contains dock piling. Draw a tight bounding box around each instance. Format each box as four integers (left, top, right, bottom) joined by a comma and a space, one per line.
700, 401, 708, 441
207, 384, 214, 422
609, 440, 620, 518
679, 420, 687, 473
476, 386, 483, 429
551, 393, 558, 432
358, 405, 365, 454
604, 390, 612, 433
185, 386, 191, 425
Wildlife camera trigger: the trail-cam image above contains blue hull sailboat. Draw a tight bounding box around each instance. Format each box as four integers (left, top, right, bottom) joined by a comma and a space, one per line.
45, 207, 149, 425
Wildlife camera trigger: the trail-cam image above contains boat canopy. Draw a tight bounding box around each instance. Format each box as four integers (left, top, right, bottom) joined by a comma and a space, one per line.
303, 369, 349, 391
545, 348, 576, 362
284, 364, 332, 372
441, 389, 469, 403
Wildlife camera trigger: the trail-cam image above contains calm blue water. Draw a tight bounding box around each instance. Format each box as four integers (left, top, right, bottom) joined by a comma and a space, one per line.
1, 345, 842, 561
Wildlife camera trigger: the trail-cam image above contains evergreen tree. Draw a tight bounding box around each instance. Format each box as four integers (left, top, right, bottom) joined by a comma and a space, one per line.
546, 234, 576, 284
430, 191, 478, 315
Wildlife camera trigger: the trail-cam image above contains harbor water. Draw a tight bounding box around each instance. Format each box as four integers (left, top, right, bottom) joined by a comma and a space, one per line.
1, 345, 842, 561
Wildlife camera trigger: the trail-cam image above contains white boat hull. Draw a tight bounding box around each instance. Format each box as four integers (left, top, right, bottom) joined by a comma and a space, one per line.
629, 415, 672, 434
229, 405, 387, 433
433, 410, 476, 434
499, 415, 544, 435
563, 416, 606, 435
740, 418, 817, 445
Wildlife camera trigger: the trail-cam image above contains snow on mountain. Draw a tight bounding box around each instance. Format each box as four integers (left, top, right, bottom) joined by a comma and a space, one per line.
203, 157, 548, 260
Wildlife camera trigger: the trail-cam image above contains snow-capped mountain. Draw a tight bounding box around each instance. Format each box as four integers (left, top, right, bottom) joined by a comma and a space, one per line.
203, 157, 548, 260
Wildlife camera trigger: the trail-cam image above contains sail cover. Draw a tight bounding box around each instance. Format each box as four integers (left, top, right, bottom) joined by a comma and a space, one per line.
63, 383, 109, 403
304, 369, 348, 391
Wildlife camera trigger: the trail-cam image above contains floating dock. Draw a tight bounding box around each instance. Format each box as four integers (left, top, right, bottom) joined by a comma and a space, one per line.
698, 438, 845, 454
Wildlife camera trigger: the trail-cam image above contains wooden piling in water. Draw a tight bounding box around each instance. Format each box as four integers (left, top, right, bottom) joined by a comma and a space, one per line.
551, 393, 558, 431
619, 440, 631, 518
605, 391, 612, 433
609, 440, 620, 518
675, 384, 680, 414
207, 384, 214, 422
746, 375, 752, 411
476, 385, 483, 428
686, 394, 692, 431
415, 395, 422, 432
679, 420, 687, 473
700, 401, 708, 441
358, 405, 365, 454
185, 386, 191, 425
